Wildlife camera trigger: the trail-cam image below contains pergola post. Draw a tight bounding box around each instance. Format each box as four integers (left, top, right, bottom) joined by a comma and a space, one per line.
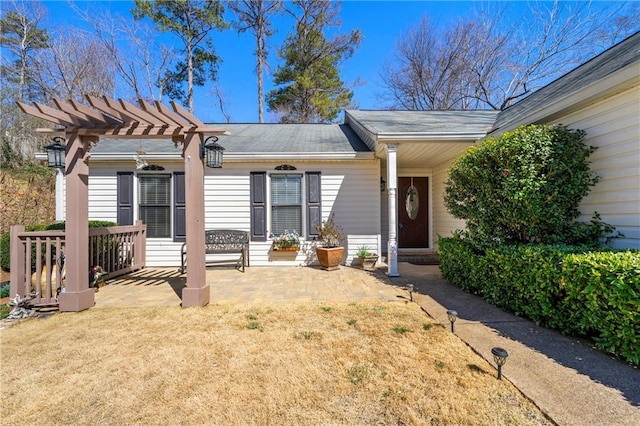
58, 133, 96, 312
181, 132, 210, 307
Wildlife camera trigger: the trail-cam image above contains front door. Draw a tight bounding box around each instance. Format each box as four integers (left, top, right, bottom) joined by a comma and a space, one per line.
398, 177, 429, 248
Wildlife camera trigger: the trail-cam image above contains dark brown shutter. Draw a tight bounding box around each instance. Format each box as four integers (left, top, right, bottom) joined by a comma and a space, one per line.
173, 172, 186, 241
306, 172, 321, 238
250, 172, 267, 241
117, 172, 133, 226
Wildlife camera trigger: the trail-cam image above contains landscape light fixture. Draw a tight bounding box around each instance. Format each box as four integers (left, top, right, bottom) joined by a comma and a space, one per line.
491, 347, 509, 380
407, 283, 414, 301
44, 136, 66, 169
201, 136, 225, 168
446, 309, 458, 333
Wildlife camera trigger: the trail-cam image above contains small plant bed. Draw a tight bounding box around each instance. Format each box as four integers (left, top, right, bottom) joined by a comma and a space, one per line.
0, 302, 550, 425
356, 245, 379, 270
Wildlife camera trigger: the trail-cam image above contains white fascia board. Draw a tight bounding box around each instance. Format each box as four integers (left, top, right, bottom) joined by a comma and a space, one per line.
224, 152, 375, 161
88, 153, 181, 161
59, 152, 375, 162
494, 64, 640, 134
376, 132, 488, 142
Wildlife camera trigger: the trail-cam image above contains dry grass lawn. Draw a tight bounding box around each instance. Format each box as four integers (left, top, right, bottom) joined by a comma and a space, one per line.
0, 301, 551, 425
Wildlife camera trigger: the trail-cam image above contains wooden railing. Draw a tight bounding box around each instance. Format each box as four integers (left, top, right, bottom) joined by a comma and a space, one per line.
9, 221, 146, 307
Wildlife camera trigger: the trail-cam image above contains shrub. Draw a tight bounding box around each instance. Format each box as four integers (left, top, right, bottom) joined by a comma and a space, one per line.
443, 124, 613, 246
0, 220, 117, 272
438, 236, 640, 365
562, 251, 640, 364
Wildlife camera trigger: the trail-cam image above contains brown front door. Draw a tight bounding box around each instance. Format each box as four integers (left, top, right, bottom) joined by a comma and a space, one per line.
398, 177, 429, 248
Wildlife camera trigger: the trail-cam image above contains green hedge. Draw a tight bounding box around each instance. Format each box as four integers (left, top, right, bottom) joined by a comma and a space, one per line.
438, 236, 640, 365
0, 220, 117, 272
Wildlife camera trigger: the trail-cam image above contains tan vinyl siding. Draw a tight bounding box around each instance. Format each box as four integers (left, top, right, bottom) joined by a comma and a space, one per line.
432, 158, 467, 250
550, 86, 640, 249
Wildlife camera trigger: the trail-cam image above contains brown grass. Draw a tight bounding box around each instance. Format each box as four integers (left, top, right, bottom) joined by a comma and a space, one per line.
0, 302, 551, 425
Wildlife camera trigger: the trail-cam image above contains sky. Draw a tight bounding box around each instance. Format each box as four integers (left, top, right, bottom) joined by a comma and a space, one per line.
13, 1, 616, 123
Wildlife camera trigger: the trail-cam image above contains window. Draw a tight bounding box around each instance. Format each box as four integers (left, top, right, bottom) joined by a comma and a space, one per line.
138, 174, 171, 238
271, 174, 302, 235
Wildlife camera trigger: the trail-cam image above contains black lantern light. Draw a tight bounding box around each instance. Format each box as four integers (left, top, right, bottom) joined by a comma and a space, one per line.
201, 136, 225, 168
380, 177, 386, 192
44, 136, 66, 169
446, 309, 458, 333
491, 347, 509, 380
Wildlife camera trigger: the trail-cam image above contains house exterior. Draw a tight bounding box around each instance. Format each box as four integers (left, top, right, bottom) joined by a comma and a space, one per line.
48, 31, 639, 276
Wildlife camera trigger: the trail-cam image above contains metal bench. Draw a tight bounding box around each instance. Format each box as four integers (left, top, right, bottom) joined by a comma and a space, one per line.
180, 230, 250, 273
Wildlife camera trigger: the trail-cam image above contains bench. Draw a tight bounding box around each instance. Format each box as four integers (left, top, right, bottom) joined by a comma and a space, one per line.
180, 230, 250, 273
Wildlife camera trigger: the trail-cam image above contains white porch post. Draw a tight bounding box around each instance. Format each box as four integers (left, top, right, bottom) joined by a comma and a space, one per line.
180, 132, 210, 307
386, 143, 399, 277
55, 168, 64, 221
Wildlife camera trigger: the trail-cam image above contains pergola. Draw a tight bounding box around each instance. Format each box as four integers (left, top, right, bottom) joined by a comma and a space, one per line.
18, 96, 228, 311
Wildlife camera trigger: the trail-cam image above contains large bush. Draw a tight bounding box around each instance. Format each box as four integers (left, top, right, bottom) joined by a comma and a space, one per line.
444, 124, 608, 246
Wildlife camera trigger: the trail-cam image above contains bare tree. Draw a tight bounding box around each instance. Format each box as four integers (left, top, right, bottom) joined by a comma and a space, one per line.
228, 0, 283, 123
31, 27, 116, 102
381, 1, 640, 111
71, 3, 175, 102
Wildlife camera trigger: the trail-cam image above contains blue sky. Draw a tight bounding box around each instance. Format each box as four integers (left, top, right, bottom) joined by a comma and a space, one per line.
23, 1, 608, 122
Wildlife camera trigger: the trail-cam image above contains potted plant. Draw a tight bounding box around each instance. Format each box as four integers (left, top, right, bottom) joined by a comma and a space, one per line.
356, 245, 379, 271
270, 230, 300, 251
314, 214, 345, 271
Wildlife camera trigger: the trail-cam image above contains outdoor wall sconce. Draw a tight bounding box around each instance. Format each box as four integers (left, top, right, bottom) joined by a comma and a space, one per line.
407, 283, 414, 301
491, 347, 509, 380
201, 136, 225, 168
44, 136, 66, 169
380, 177, 386, 192
446, 309, 458, 333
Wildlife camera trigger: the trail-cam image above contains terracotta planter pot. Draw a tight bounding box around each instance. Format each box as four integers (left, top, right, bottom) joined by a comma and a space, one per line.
316, 247, 344, 271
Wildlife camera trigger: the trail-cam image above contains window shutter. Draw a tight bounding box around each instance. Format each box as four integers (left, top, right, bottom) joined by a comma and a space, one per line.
117, 172, 133, 226
306, 172, 321, 238
173, 172, 185, 242
250, 172, 267, 241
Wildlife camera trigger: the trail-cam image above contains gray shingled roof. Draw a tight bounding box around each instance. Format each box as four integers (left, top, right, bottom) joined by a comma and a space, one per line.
91, 123, 370, 154
345, 110, 499, 135
492, 31, 640, 133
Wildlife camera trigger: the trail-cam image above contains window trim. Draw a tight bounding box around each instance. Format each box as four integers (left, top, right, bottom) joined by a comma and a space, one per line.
269, 172, 304, 238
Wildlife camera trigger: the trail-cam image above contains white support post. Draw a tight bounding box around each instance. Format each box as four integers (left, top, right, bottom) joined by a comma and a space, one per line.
386, 143, 399, 277
55, 168, 65, 221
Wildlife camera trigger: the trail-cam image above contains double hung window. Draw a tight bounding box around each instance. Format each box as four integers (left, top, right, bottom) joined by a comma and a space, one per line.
270, 174, 302, 235
138, 174, 171, 238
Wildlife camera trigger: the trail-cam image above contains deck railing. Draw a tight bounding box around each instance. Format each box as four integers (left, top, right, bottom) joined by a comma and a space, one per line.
9, 221, 146, 307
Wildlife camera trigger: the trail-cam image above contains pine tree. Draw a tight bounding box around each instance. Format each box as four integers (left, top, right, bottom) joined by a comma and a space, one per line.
267, 1, 361, 123
132, 0, 227, 113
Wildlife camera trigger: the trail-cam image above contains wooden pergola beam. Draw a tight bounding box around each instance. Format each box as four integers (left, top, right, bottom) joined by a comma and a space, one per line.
16, 95, 230, 311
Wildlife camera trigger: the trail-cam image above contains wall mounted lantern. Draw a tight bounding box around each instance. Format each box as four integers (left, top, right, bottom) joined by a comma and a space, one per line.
44, 136, 66, 169
201, 136, 225, 168
446, 309, 458, 333
380, 177, 386, 192
491, 347, 509, 380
